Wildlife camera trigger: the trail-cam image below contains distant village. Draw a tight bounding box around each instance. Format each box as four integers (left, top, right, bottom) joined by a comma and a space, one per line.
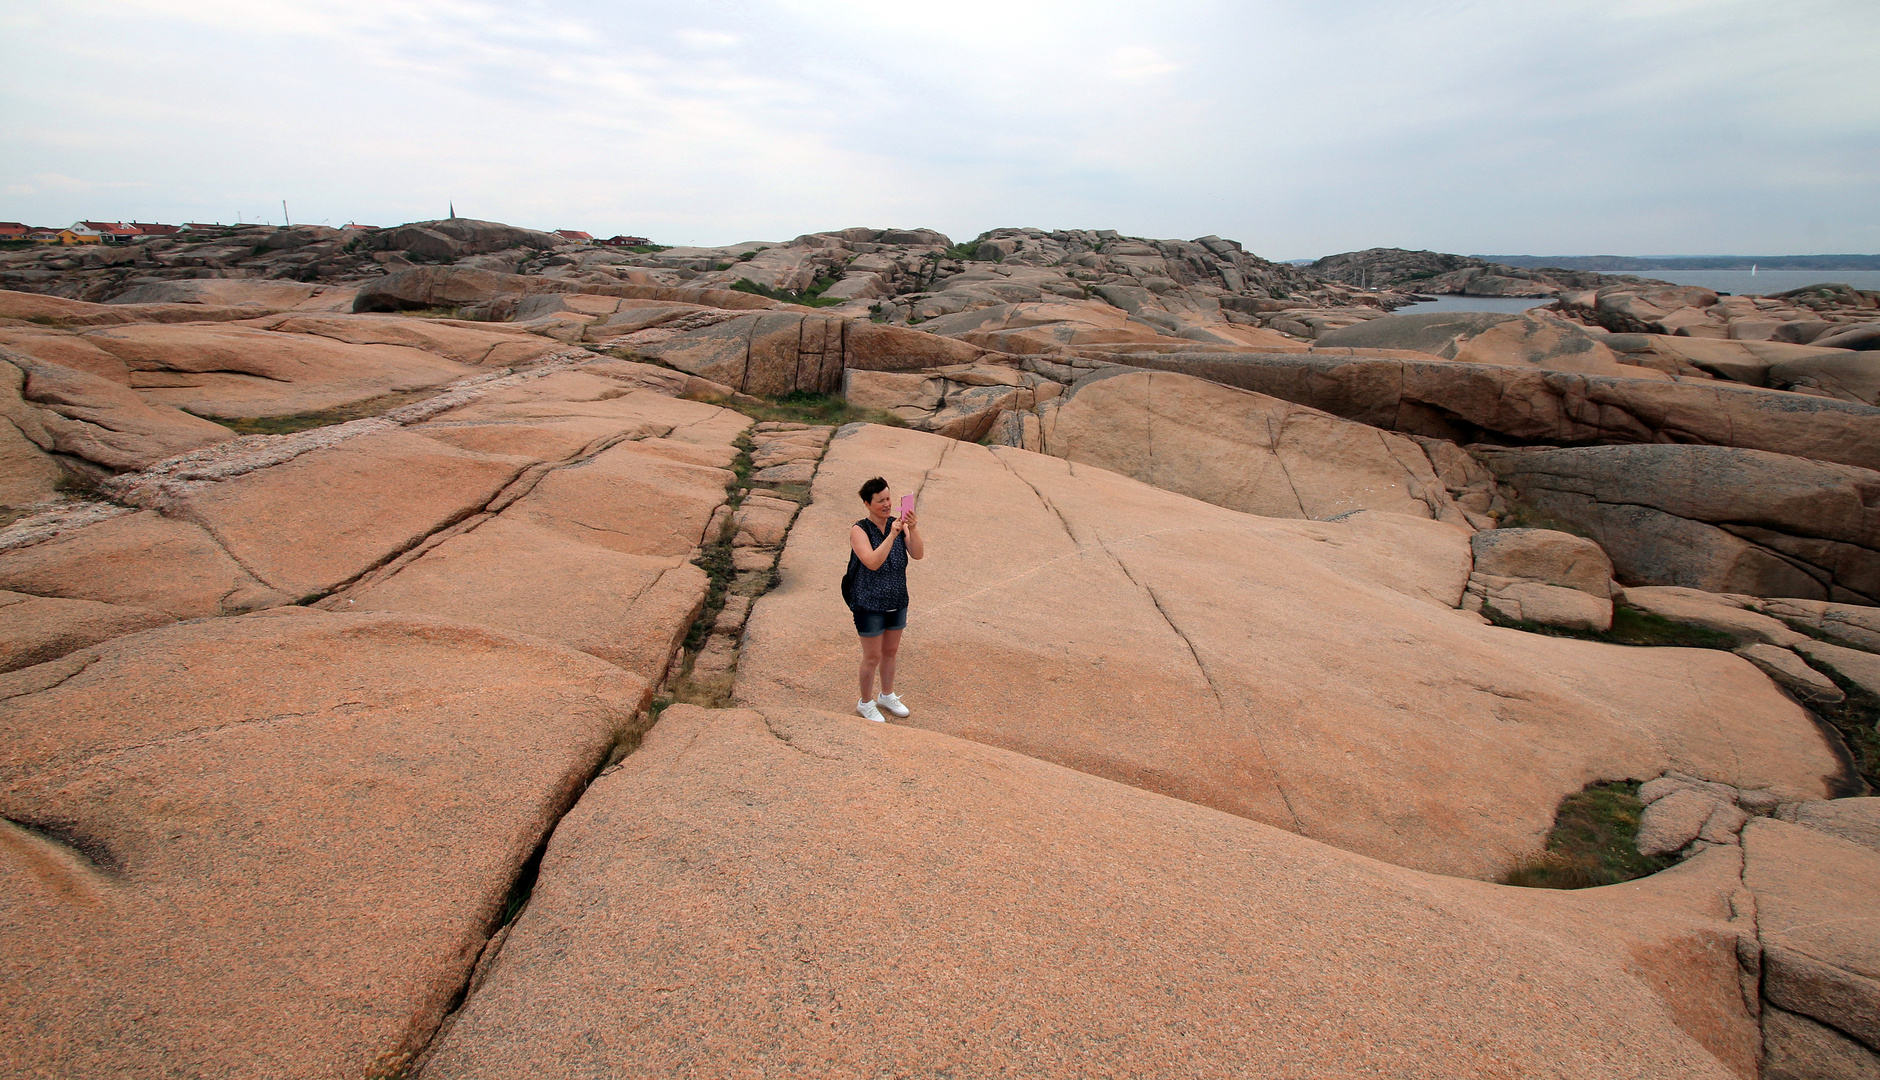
0, 220, 650, 247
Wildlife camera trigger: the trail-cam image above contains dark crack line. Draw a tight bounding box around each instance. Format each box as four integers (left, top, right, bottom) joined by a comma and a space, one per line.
1097, 537, 1304, 834
990, 448, 1081, 548
761, 712, 842, 761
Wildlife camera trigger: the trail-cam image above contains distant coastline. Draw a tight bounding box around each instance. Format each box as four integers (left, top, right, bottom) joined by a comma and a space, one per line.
1473, 254, 1880, 272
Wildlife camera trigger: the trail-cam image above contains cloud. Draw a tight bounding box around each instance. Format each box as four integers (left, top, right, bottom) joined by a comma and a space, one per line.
1108, 47, 1181, 81
675, 28, 741, 49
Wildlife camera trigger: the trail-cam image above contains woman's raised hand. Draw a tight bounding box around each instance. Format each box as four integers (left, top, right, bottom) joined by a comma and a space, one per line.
901, 510, 918, 531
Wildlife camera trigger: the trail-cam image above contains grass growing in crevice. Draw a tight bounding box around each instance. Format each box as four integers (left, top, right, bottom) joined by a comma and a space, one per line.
202, 389, 439, 435
1481, 601, 1739, 650
1811, 671, 1880, 793
725, 390, 906, 428
1501, 781, 1673, 889
729, 275, 848, 308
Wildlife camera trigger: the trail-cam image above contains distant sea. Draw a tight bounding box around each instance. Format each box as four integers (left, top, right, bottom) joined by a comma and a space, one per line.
1392, 296, 1553, 315
1604, 269, 1880, 295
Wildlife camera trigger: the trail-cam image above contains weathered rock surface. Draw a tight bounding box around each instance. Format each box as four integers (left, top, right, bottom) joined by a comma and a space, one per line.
0, 609, 644, 1080
1792, 638, 1880, 700
1761, 1007, 1880, 1080
1471, 529, 1614, 596
76, 323, 478, 419
1760, 597, 1880, 653
737, 424, 1843, 879
1735, 643, 1846, 705
1313, 311, 1655, 378
2, 346, 235, 471
1783, 798, 1880, 854
420, 703, 1753, 1079
1619, 586, 1810, 647
0, 509, 292, 618
0, 589, 171, 672
1119, 351, 1880, 473
310, 374, 747, 678
1744, 819, 1880, 1055
107, 279, 357, 311
1032, 368, 1467, 525
1480, 444, 1880, 603
1639, 787, 1732, 856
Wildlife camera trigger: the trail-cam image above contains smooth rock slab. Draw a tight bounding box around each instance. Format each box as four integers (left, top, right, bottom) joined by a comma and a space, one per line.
0, 510, 291, 618
0, 609, 643, 1080
738, 424, 1843, 879
0, 589, 171, 672
420, 704, 1746, 1080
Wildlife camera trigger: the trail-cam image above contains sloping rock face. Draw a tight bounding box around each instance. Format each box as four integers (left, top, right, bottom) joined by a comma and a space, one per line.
1118, 351, 1880, 472
1313, 311, 1653, 377
0, 609, 644, 1080
1479, 444, 1880, 603
1744, 819, 1880, 1061
737, 424, 1842, 880
419, 704, 1751, 1080
1, 345, 235, 472
1037, 369, 1469, 525
635, 312, 984, 395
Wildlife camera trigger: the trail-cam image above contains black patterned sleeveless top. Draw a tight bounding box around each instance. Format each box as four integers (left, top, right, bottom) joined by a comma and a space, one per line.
850, 517, 909, 612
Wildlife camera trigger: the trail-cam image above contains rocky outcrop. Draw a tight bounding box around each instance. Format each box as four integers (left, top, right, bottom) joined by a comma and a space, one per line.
1312, 311, 1663, 378
1478, 444, 1880, 603
1, 345, 235, 473
1118, 351, 1880, 473
1030, 368, 1469, 525
1464, 528, 1616, 631
737, 423, 1843, 881
1555, 280, 1880, 344
418, 703, 1757, 1079
636, 312, 985, 397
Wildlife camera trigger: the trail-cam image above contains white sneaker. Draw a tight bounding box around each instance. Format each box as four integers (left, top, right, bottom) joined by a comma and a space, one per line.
857, 700, 886, 722
875, 692, 910, 718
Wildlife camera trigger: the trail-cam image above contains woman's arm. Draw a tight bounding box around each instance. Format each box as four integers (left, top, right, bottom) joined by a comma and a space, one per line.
851, 522, 900, 570
903, 510, 924, 560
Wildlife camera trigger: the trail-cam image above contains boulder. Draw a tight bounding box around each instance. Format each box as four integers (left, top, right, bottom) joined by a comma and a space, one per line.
1119, 352, 1880, 474
1744, 819, 1880, 1054
1038, 369, 1468, 525
1767, 351, 1880, 405
0, 589, 171, 672
737, 424, 1845, 880
842, 319, 986, 372
1314, 312, 1648, 377
1479, 444, 1880, 603
1637, 787, 1727, 856
635, 311, 848, 396
368, 217, 565, 261
1469, 529, 1614, 597
1, 348, 234, 471
77, 323, 475, 420
0, 609, 643, 1080
1468, 577, 1613, 632
419, 704, 1752, 1079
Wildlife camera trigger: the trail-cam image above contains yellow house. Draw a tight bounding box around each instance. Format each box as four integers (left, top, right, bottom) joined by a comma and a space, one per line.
57, 229, 101, 245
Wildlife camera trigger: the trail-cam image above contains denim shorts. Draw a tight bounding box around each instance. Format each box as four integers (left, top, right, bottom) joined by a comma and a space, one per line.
852, 607, 908, 638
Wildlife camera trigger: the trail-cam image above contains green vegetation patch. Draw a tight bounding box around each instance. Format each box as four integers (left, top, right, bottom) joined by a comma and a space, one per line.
730, 275, 848, 308
1812, 673, 1880, 793
204, 389, 439, 436
1502, 780, 1673, 889
942, 240, 982, 261
1481, 601, 1739, 650
726, 390, 907, 429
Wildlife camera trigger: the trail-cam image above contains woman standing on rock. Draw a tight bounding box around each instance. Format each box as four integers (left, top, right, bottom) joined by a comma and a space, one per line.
847, 476, 922, 722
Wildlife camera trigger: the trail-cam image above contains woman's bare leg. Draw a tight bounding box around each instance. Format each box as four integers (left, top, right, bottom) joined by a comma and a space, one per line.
877, 628, 903, 695
858, 634, 884, 701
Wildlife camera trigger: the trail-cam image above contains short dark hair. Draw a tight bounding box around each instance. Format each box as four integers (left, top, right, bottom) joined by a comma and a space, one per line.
859, 476, 888, 503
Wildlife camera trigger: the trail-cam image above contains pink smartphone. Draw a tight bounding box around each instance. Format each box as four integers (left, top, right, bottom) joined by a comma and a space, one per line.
898, 494, 915, 518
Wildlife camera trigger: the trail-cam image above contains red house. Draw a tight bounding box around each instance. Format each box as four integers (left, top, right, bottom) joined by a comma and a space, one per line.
599, 234, 651, 247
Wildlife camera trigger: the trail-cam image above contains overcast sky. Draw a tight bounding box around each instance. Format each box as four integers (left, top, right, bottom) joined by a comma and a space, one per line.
4, 0, 1875, 259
